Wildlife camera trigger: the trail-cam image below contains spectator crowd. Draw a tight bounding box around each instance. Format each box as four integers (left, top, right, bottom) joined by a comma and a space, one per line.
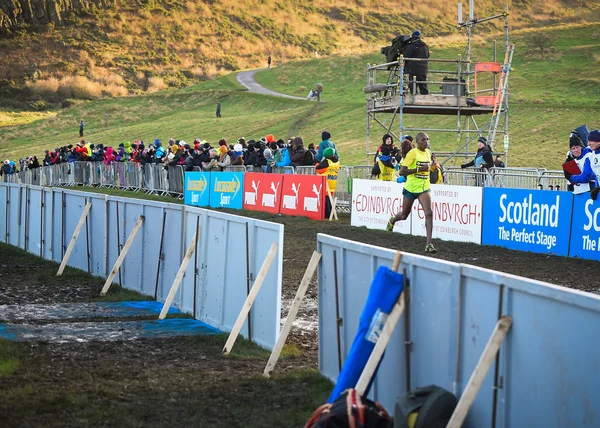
0, 130, 342, 184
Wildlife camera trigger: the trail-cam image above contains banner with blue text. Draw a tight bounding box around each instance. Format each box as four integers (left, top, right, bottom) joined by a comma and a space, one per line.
184, 172, 210, 207
209, 172, 244, 209
569, 193, 600, 261
482, 188, 573, 256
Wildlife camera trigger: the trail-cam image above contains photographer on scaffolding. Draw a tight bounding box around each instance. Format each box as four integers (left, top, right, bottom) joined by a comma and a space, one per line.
404, 31, 430, 95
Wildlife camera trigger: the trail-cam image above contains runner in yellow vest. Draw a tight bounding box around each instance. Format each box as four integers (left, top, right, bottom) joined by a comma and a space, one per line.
386, 132, 437, 254
316, 147, 340, 218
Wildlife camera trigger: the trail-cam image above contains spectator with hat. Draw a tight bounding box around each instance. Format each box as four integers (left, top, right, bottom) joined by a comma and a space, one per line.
563, 127, 592, 193
404, 31, 430, 95
316, 131, 338, 162
570, 129, 600, 200
315, 147, 340, 218
371, 145, 396, 181
461, 136, 494, 186
374, 134, 400, 164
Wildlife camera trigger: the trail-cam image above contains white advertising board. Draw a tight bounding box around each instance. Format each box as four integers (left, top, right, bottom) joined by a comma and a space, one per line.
411, 184, 483, 244
351, 179, 411, 235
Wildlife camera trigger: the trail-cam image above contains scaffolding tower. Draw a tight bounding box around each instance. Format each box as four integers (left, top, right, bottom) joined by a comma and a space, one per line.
365, 2, 514, 166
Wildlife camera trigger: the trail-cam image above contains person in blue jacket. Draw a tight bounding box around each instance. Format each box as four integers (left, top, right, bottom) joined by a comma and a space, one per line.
570, 129, 600, 200
275, 141, 292, 167
316, 131, 338, 161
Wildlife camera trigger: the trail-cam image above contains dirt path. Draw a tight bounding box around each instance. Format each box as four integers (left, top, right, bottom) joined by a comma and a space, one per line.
236, 68, 306, 100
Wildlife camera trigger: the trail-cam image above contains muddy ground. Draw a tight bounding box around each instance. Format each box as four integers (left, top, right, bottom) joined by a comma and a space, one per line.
1, 195, 598, 427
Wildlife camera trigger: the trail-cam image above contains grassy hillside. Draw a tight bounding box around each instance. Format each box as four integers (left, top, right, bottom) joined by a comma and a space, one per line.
0, 23, 598, 170
0, 0, 598, 110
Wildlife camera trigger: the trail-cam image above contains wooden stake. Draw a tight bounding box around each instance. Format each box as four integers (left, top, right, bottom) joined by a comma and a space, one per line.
446, 316, 513, 428
158, 229, 200, 319
263, 251, 321, 378
56, 202, 92, 276
100, 215, 145, 296
326, 182, 339, 221
355, 251, 403, 396
223, 242, 278, 355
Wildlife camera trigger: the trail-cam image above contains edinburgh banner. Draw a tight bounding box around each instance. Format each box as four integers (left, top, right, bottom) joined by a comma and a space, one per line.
411, 184, 483, 244
184, 172, 210, 207
569, 193, 600, 261
351, 179, 411, 235
482, 188, 573, 256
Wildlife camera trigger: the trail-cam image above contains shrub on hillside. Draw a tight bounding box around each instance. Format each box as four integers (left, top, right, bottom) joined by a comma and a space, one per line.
26, 78, 60, 98
103, 84, 129, 97
28, 100, 50, 111
59, 76, 103, 99
146, 77, 167, 93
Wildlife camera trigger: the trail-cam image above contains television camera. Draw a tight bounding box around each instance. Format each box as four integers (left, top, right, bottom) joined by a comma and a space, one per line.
380, 35, 416, 65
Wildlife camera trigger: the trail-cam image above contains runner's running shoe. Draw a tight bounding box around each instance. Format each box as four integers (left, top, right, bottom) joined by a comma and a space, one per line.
425, 243, 437, 254
386, 216, 395, 232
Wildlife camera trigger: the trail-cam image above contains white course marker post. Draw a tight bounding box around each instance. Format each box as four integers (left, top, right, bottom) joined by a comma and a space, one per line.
56, 202, 92, 276
263, 251, 321, 377
446, 316, 513, 428
99, 215, 145, 296
158, 229, 200, 319
223, 242, 278, 355
355, 251, 403, 396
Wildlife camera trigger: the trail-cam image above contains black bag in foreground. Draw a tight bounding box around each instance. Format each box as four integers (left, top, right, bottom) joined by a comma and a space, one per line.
394, 385, 457, 428
305, 388, 393, 428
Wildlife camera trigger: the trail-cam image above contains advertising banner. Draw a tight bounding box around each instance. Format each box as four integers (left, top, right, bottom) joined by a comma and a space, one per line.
350, 179, 411, 234
569, 193, 600, 261
242, 172, 283, 214
482, 188, 573, 256
209, 172, 244, 210
411, 184, 483, 244
184, 172, 210, 207
279, 174, 327, 221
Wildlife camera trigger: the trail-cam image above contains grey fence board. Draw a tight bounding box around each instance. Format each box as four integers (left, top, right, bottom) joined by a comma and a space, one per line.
0, 183, 284, 350
317, 233, 600, 427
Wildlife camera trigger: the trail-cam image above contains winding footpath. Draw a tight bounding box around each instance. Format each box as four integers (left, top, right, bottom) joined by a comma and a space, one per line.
236, 68, 306, 100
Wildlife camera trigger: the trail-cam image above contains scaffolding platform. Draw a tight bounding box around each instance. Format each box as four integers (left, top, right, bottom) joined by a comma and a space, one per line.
367, 94, 498, 115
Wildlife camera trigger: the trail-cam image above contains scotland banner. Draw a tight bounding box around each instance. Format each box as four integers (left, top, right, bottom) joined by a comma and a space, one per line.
482, 188, 573, 256
569, 193, 600, 261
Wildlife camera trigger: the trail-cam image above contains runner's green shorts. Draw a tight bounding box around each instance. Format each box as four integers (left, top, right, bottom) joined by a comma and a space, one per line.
402, 188, 430, 201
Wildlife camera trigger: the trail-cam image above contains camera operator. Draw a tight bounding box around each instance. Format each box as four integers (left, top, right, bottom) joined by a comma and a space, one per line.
404, 30, 430, 95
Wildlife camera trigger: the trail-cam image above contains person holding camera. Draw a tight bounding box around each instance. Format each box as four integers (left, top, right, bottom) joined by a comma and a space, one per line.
404, 31, 430, 95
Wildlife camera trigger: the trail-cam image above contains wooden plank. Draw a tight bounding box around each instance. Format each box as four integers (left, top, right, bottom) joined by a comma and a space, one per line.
99, 216, 145, 296
263, 251, 321, 378
158, 229, 200, 320
223, 242, 278, 355
326, 182, 338, 221
355, 251, 403, 396
446, 316, 513, 428
56, 202, 92, 276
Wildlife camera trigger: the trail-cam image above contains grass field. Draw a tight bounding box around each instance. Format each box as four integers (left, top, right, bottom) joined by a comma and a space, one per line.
0, 23, 599, 169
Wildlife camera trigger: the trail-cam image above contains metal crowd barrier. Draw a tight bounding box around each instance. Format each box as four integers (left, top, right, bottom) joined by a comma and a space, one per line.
490, 167, 541, 189
295, 166, 316, 175
223, 166, 246, 173
4, 162, 576, 215
445, 167, 493, 187
538, 170, 566, 191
